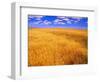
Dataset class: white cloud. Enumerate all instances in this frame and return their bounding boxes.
[33,21,42,24]
[71,17,83,21]
[62,18,70,21]
[74,20,79,23]
[28,15,35,19]
[57,22,65,24]
[29,15,44,20]
[57,16,71,21]
[28,15,34,21]
[57,17,72,23]
[53,19,66,25]
[54,19,63,23]
[70,17,83,23]
[34,16,44,20]
[35,18,41,20]
[57,16,83,24]
[32,20,51,25]
[42,20,51,25]
[55,16,80,24]
[67,21,72,24]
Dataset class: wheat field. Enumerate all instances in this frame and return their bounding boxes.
[28,28,88,66]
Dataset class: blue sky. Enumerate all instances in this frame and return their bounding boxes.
[28,15,88,29]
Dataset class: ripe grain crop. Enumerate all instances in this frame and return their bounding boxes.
[28,28,88,66]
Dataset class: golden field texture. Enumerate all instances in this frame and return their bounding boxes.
[28,28,88,66]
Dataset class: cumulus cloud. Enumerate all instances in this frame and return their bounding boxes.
[57,16,70,21]
[28,15,44,21]
[57,22,65,24]
[57,16,84,24]
[33,20,42,24]
[71,17,83,21]
[28,15,35,19]
[28,15,34,21]
[62,18,70,21]
[53,19,66,25]
[56,16,73,24]
[70,17,83,24]
[67,21,72,24]
[42,20,52,25]
[34,16,44,20]
[54,19,63,23]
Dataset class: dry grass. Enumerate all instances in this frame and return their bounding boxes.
[28,28,88,66]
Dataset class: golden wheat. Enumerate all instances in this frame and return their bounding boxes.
[28,28,88,66]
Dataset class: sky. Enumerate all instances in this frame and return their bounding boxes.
[28,15,88,29]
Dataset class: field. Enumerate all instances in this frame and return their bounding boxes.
[28,28,88,66]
